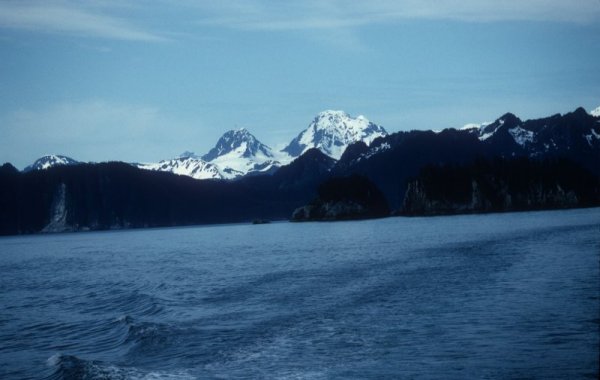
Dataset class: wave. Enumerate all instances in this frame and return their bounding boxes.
[76,287,168,318]
[45,353,195,380]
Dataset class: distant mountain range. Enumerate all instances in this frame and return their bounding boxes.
[333,107,599,207]
[21,110,387,179]
[22,107,599,182]
[2,106,599,235]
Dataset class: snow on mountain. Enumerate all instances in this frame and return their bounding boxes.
[202,128,281,179]
[282,110,387,160]
[475,113,521,141]
[472,113,535,146]
[508,126,535,146]
[24,155,79,172]
[469,108,600,155]
[133,112,387,180]
[208,151,280,179]
[590,106,600,117]
[584,128,600,146]
[135,156,223,180]
[460,122,491,131]
[203,128,273,161]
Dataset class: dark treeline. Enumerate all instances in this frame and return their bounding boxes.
[401,157,600,215]
[2,155,597,235]
[0,151,334,235]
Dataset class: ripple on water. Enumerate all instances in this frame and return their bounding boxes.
[0,208,598,379]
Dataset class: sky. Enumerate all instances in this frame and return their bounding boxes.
[1,0,599,169]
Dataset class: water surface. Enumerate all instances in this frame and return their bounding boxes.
[1,208,599,379]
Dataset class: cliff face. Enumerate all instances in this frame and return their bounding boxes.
[401,158,599,215]
[291,175,389,221]
[41,183,72,233]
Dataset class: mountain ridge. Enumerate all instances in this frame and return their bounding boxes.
[21,110,388,178]
[19,106,600,184]
[2,105,599,235]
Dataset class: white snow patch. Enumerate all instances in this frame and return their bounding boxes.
[589,106,600,117]
[41,155,67,169]
[136,157,223,180]
[479,119,504,141]
[508,126,534,146]
[460,122,491,131]
[25,155,79,171]
[285,110,387,159]
[479,131,494,141]
[207,141,280,179]
[584,129,600,146]
[209,149,280,179]
[364,142,391,159]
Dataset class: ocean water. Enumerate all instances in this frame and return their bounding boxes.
[0,208,598,379]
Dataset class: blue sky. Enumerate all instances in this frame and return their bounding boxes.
[1,1,599,169]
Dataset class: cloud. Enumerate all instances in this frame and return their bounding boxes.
[2,1,597,44]
[0,1,166,42]
[188,0,600,50]
[196,0,600,30]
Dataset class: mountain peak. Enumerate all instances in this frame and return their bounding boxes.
[202,128,273,162]
[24,155,79,172]
[135,156,223,180]
[1,162,19,175]
[572,107,588,117]
[498,112,521,124]
[229,127,251,137]
[200,128,278,179]
[477,113,522,141]
[590,106,600,117]
[282,110,387,159]
[316,109,348,118]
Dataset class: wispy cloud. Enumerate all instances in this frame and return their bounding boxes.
[0,1,166,42]
[196,0,600,30]
[2,1,597,44]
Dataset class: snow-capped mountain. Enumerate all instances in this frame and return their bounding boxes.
[202,128,281,179]
[282,110,387,160]
[133,130,280,180]
[135,112,387,180]
[462,113,536,145]
[135,155,223,180]
[464,108,600,154]
[203,128,273,161]
[25,107,596,183]
[23,155,79,172]
[473,113,522,142]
